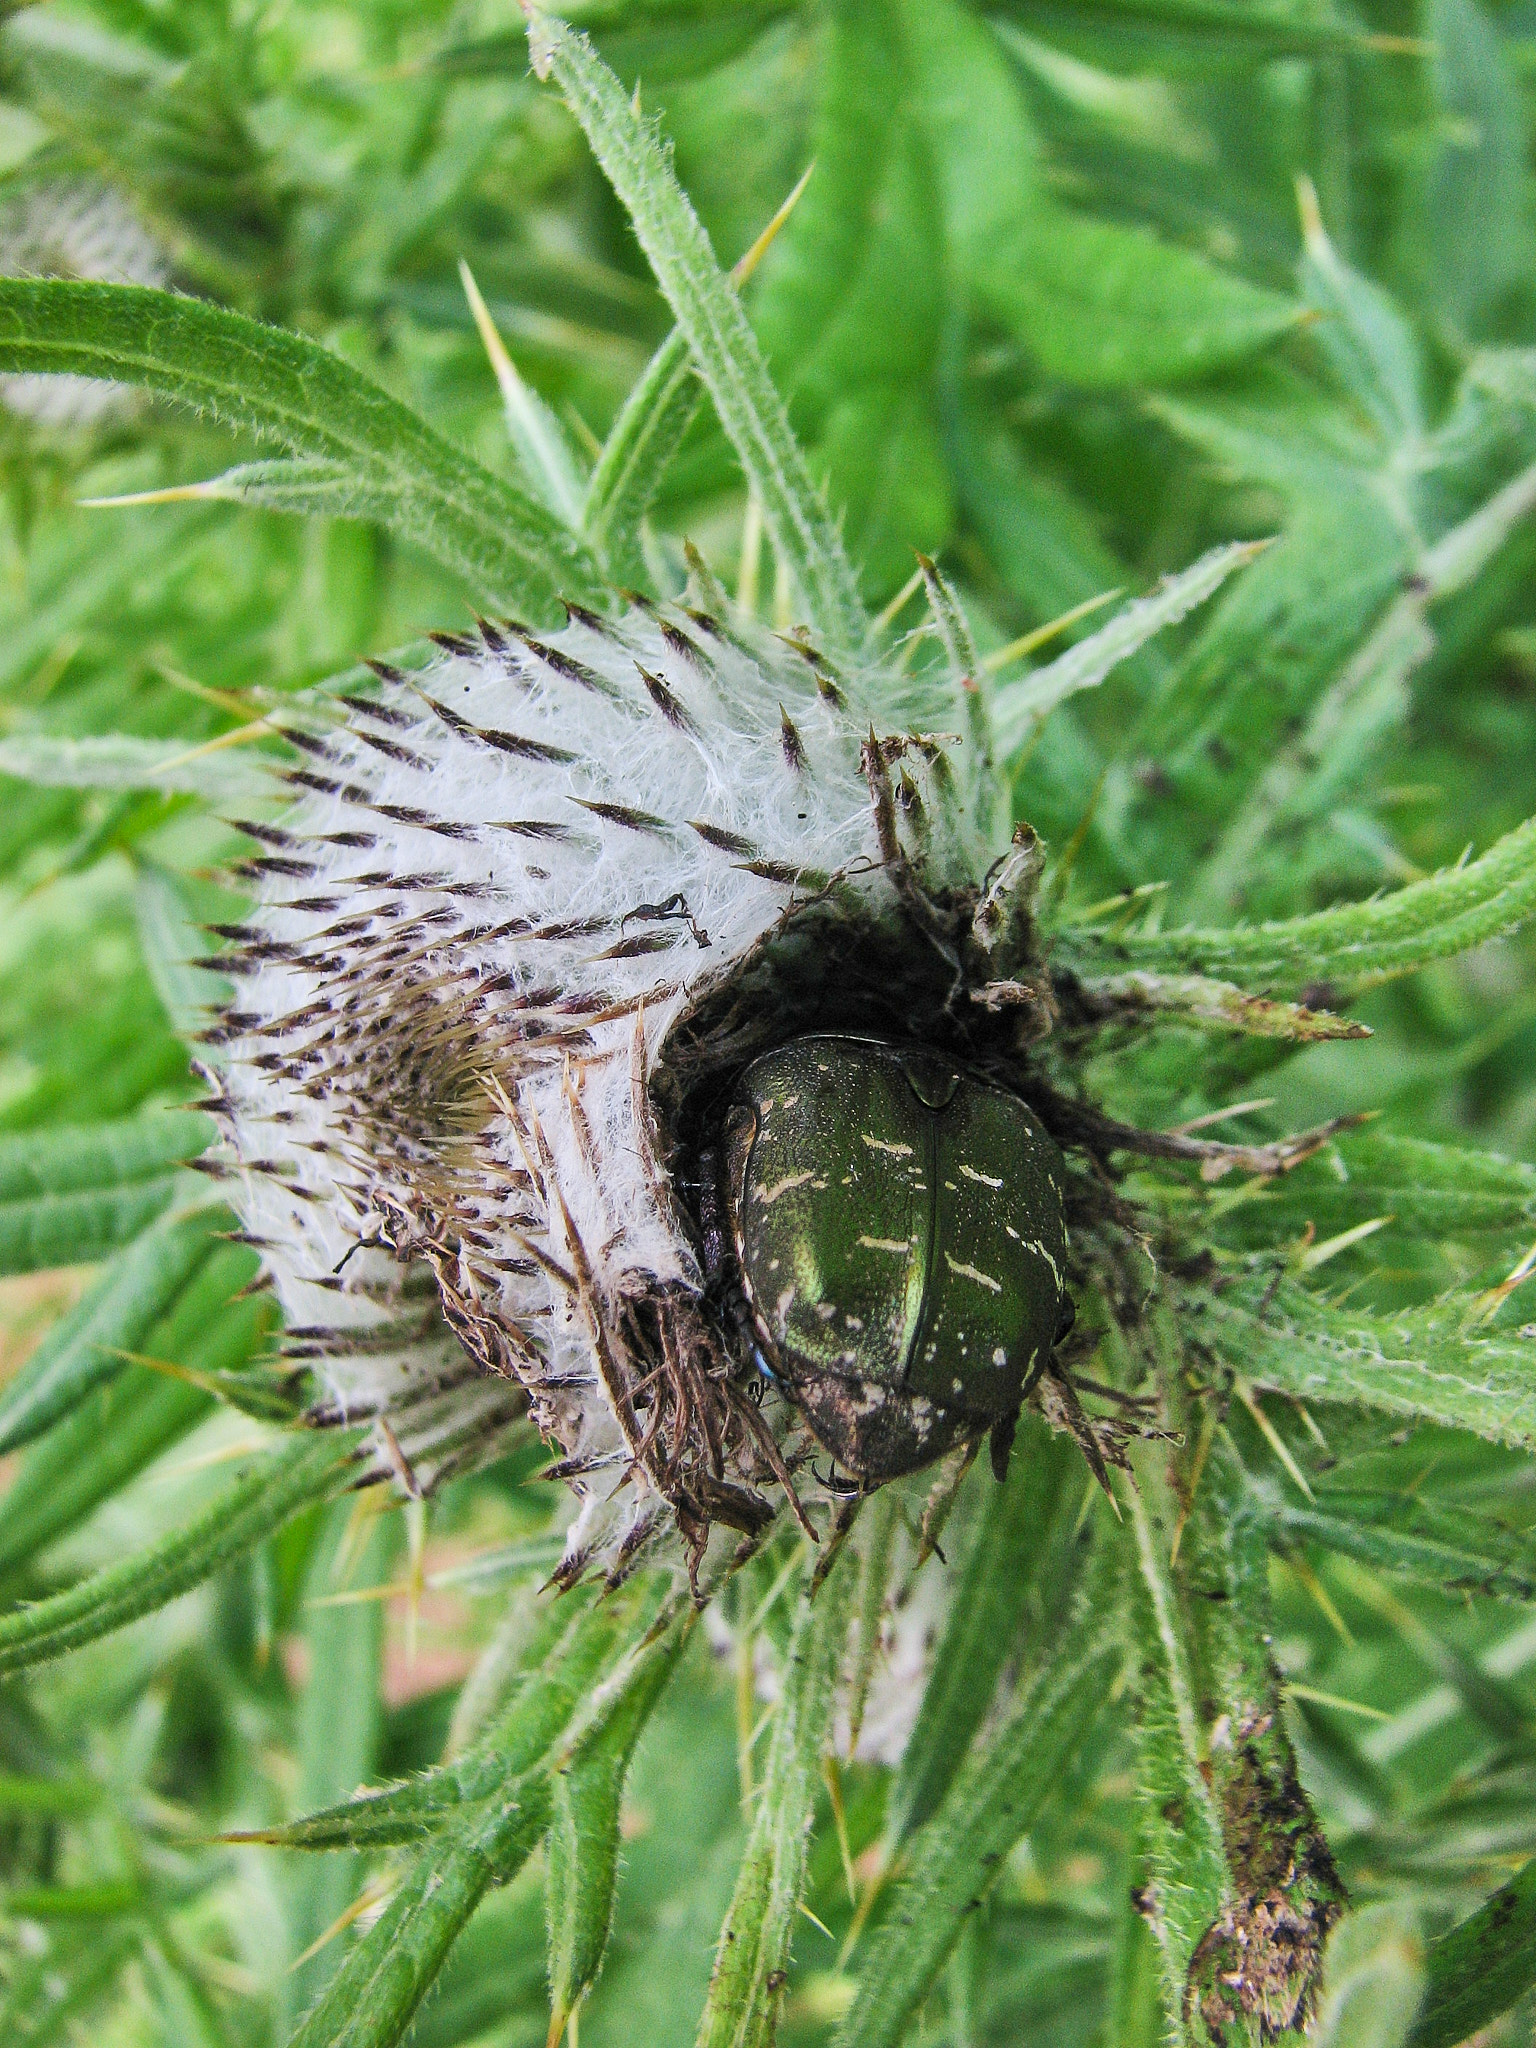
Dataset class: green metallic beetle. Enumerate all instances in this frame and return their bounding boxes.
[703,1034,1070,1488]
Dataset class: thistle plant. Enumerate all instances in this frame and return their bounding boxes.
[3,4,1536,2048]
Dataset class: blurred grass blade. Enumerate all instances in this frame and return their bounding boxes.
[0,279,604,618]
[1268,1498,1536,1603]
[697,1548,854,2048]
[0,1109,213,1276]
[995,540,1266,757]
[528,12,869,654]
[288,1498,395,2015]
[1407,1857,1536,2047]
[135,865,229,1042]
[834,1571,1122,2048]
[1295,178,1423,446]
[459,260,586,529]
[1064,809,1536,991]
[0,1430,355,1673]
[888,1420,1078,1842]
[1314,1904,1424,2048]
[286,1776,553,2048]
[0,730,275,802]
[0,1249,273,1575]
[0,1920,145,2045]
[547,1610,693,2033]
[0,1203,223,1452]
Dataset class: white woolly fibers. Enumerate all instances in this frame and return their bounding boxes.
[215,595,961,1576]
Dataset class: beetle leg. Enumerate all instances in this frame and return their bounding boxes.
[810,1493,863,1593]
[1034,1361,1130,1505]
[730,1382,819,1543]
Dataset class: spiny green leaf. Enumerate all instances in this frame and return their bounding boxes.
[1215,1128,1536,1249]
[1182,457,1536,908]
[697,1548,854,2048]
[1124,1464,1230,2039]
[1065,808,1536,992]
[0,1203,223,1454]
[0,1429,355,1672]
[1190,1273,1536,1451]
[1177,1433,1344,2037]
[235,1584,661,1851]
[846,1488,899,1755]
[547,1610,693,2030]
[995,541,1266,757]
[528,11,869,655]
[0,1109,213,1276]
[1069,970,1368,1041]
[0,280,604,619]
[582,328,699,588]
[834,1555,1123,2048]
[1407,1856,1536,2047]
[286,1776,553,2048]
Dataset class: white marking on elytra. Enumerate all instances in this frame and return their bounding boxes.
[858,1234,910,1255]
[774,1286,795,1329]
[959,1162,1004,1190]
[862,1133,914,1158]
[755,1169,814,1205]
[992,1345,1008,1367]
[944,1251,1002,1293]
[1023,1239,1064,1287]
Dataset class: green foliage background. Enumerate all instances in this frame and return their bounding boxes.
[2,1,1536,2044]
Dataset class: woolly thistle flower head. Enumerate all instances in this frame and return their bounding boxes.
[208,559,1092,1589]
[0,180,166,427]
